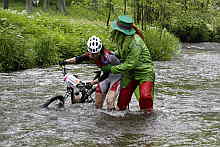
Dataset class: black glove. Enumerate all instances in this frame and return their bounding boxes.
[59,60,67,66]
[85,82,93,89]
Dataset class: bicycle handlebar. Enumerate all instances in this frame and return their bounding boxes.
[60,64,102,82]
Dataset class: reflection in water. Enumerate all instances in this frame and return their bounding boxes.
[0,43,220,146]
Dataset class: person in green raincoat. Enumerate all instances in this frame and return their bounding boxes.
[101,15,155,112]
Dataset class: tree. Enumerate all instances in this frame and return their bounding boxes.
[43,0,50,11]
[26,0,33,13]
[91,0,98,10]
[3,0,9,9]
[57,0,66,13]
[124,0,127,14]
[106,0,112,26]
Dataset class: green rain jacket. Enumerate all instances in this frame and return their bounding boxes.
[111,34,155,85]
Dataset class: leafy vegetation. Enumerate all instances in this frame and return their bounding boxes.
[169,12,212,42]
[33,36,60,67]
[3,0,220,72]
[4,0,220,41]
[0,30,34,71]
[144,27,181,61]
[0,9,112,72]
[0,8,180,72]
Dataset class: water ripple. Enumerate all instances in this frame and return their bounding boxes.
[1,43,220,146]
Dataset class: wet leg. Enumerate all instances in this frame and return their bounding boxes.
[139,81,154,112]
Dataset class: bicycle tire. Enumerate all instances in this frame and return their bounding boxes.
[41,95,65,108]
[80,87,96,103]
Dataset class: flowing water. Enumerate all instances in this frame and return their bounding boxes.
[0,43,220,147]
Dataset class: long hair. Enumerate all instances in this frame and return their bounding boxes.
[132,24,145,41]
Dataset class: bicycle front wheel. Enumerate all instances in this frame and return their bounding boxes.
[41,95,65,108]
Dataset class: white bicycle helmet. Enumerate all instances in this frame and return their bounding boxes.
[87,36,102,53]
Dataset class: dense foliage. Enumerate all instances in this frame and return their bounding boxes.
[0,9,180,72]
[72,0,220,42]
[0,10,112,72]
[2,0,220,42]
[144,27,180,61]
[0,32,34,71]
[4,0,220,71]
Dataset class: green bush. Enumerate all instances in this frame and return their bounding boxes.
[212,16,220,42]
[55,23,115,59]
[0,9,180,72]
[213,28,220,42]
[0,33,34,72]
[0,15,34,72]
[144,27,181,61]
[169,12,211,42]
[33,36,60,67]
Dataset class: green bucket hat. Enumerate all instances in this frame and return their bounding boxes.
[111,15,136,36]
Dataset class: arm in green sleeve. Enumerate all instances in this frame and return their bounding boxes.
[111,41,141,74]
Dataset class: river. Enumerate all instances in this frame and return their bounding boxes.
[0,43,220,147]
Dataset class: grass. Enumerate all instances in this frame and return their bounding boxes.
[0,5,180,72]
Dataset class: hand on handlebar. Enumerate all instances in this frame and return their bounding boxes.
[85,82,93,89]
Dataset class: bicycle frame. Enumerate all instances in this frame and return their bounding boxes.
[41,65,99,108]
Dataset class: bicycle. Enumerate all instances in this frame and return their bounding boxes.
[41,65,103,108]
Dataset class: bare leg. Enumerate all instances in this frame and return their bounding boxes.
[95,93,106,109]
[106,90,117,110]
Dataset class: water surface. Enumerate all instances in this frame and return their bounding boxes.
[0,43,220,147]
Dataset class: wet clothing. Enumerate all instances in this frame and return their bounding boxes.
[75,49,120,67]
[111,34,155,111]
[117,80,154,110]
[111,34,154,82]
[75,49,121,109]
[75,48,121,93]
[96,75,120,94]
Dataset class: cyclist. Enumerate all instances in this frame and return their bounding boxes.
[60,36,121,110]
[101,16,155,113]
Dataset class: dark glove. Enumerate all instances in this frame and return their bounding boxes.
[59,60,67,66]
[101,64,112,73]
[85,82,93,89]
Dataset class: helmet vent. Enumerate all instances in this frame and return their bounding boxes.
[87,36,102,53]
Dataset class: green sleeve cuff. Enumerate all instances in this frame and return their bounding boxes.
[111,66,118,74]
